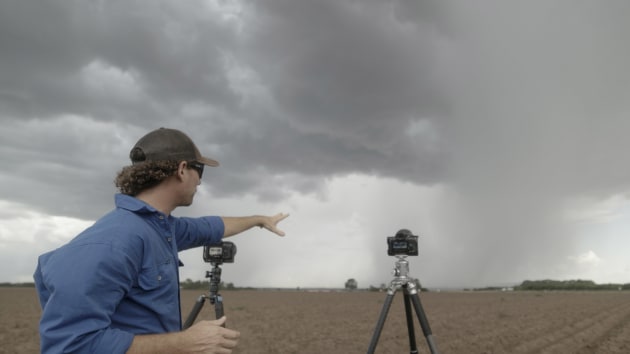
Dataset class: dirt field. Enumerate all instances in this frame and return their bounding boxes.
[2,288,630,353]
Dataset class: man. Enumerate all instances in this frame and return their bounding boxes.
[33,128,289,354]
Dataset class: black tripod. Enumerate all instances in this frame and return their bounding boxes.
[183,262,225,329]
[367,256,439,354]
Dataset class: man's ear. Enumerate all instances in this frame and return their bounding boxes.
[176,161,188,180]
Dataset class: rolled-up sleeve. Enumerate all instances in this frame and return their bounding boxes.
[173,216,225,250]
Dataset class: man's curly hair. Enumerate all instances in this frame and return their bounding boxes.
[115,160,179,196]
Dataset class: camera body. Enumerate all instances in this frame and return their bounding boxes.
[387,229,419,256]
[203,241,237,264]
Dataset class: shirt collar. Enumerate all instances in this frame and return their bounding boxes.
[115,193,158,214]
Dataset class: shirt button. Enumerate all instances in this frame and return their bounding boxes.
[167,237,172,242]
[157,275,162,281]
[158,216,164,220]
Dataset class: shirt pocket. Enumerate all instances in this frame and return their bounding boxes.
[138,258,174,291]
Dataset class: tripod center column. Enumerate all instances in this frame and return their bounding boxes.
[395,256,410,278]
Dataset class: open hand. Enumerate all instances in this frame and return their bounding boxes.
[260,213,289,236]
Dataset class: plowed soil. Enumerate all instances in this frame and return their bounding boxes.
[2,288,630,353]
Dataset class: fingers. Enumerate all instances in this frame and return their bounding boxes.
[218,321,240,338]
[182,319,239,354]
[220,327,241,340]
[216,348,235,354]
[270,213,289,236]
[207,317,240,339]
[209,316,227,326]
[220,337,238,348]
[272,227,286,237]
[274,212,289,222]
[212,339,237,354]
[215,324,239,354]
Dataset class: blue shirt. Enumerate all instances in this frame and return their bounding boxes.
[33,194,225,354]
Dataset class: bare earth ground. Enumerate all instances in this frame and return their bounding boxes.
[2,288,630,354]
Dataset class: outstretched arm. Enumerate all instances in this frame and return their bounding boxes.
[221,213,289,238]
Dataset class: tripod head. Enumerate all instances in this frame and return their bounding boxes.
[386,255,420,295]
[206,263,223,303]
[393,256,411,278]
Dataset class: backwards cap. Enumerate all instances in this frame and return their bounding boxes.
[130,128,219,167]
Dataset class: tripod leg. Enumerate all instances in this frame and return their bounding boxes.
[214,294,226,327]
[403,289,419,354]
[409,293,440,354]
[367,293,395,354]
[183,295,206,329]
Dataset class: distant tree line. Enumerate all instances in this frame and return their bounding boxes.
[516,279,630,291]
[366,279,429,292]
[345,278,358,290]
[0,282,35,287]
[180,278,243,290]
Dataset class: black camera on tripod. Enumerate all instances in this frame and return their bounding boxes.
[184,241,236,330]
[387,229,419,256]
[203,241,237,264]
[370,229,439,354]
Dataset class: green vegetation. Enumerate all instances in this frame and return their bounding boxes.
[179,279,253,290]
[368,284,387,292]
[469,286,506,292]
[0,282,35,287]
[515,279,630,291]
[344,278,358,290]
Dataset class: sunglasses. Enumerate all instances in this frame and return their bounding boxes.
[187,161,205,178]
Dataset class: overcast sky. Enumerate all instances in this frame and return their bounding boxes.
[2,0,630,289]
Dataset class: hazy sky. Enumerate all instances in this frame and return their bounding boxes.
[2,0,630,289]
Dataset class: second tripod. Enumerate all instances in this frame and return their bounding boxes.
[183,263,225,329]
[367,256,440,354]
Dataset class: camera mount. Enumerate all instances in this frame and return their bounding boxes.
[367,243,440,353]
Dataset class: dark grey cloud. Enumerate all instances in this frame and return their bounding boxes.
[237,0,448,166]
[1,0,630,286]
[0,0,451,218]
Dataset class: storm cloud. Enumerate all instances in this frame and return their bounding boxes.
[1,0,630,288]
